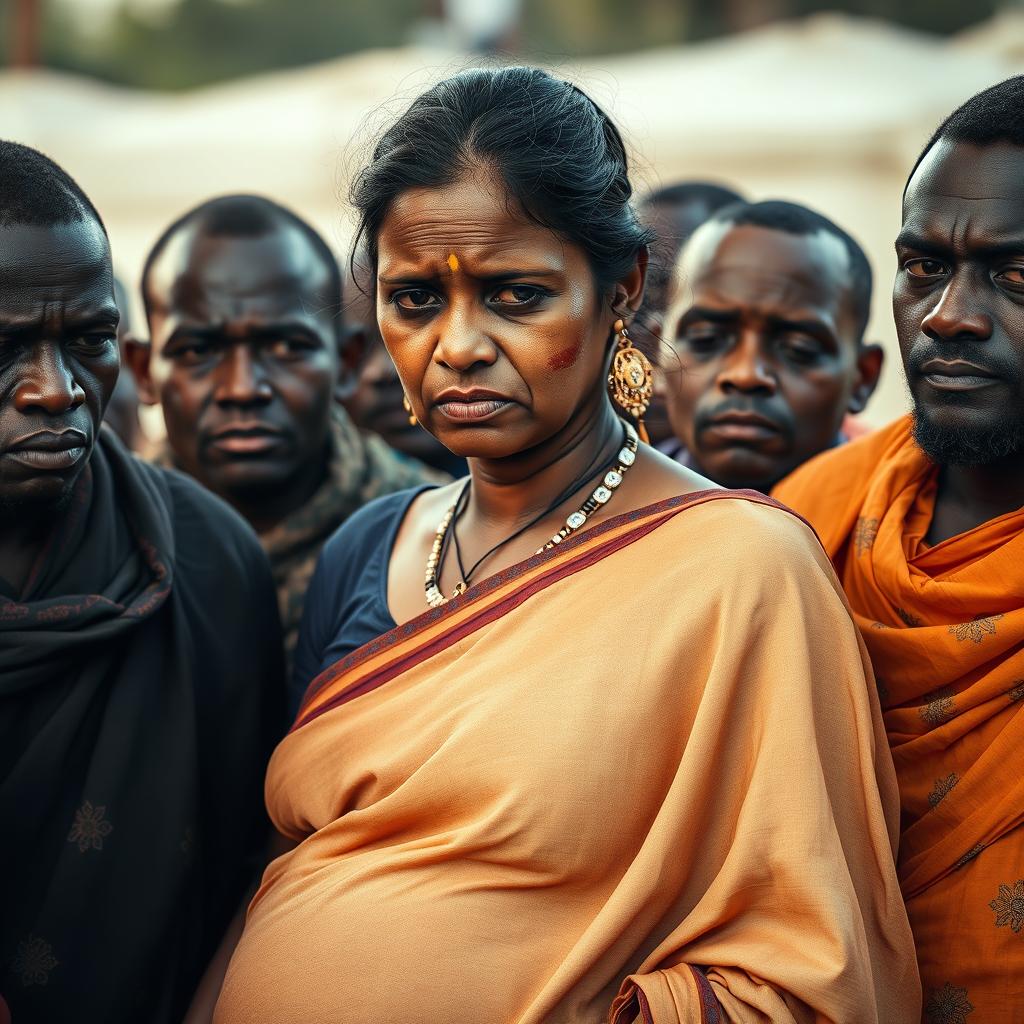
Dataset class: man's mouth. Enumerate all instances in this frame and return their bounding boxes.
[206,424,286,455]
[920,358,1001,392]
[3,429,89,470]
[702,410,782,444]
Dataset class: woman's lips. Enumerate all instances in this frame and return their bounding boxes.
[435,399,513,422]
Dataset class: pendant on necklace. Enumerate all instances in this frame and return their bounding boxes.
[452,581,467,598]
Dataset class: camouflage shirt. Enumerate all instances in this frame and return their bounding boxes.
[154,407,449,671]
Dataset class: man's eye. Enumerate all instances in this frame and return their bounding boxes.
[394,290,439,311]
[172,341,214,364]
[996,266,1024,287]
[679,327,725,353]
[267,337,317,359]
[72,334,115,354]
[491,285,542,306]
[781,335,823,363]
[904,258,947,279]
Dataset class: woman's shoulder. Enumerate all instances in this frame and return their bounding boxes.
[653,490,832,583]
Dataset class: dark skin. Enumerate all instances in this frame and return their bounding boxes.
[373,164,712,627]
[103,275,144,451]
[0,219,119,594]
[635,196,726,447]
[661,221,883,492]
[341,258,467,477]
[895,138,1024,545]
[128,219,361,535]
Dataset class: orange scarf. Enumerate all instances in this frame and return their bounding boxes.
[774,416,1024,1021]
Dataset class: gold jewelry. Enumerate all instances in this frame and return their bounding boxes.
[608,318,652,443]
[424,421,640,608]
[402,392,417,426]
[535,420,639,552]
[425,503,457,608]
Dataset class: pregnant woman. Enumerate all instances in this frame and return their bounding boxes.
[214,67,918,1023]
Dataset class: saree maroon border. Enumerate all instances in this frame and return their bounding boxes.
[293,489,797,732]
[611,967,722,1023]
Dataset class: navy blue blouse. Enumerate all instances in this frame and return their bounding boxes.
[289,485,436,717]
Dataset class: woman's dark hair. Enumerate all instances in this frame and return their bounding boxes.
[351,66,651,297]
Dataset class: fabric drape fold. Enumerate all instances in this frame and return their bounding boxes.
[217,490,918,1024]
[774,415,1024,1019]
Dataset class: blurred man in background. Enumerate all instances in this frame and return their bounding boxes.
[636,181,744,445]
[774,76,1024,1020]
[341,253,468,478]
[129,195,443,664]
[660,199,883,491]
[101,274,144,451]
[0,142,283,1024]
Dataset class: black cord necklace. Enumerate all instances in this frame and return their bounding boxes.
[445,421,627,590]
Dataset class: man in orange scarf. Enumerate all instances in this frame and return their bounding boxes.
[774,76,1024,1022]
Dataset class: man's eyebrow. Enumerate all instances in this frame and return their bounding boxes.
[894,229,954,254]
[765,314,837,343]
[675,306,738,330]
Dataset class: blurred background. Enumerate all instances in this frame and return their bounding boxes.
[5,0,1024,425]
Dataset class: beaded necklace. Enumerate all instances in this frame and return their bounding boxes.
[424,421,639,608]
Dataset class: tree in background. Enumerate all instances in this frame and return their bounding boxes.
[0,0,1002,90]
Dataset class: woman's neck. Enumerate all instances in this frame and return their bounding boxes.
[463,399,622,534]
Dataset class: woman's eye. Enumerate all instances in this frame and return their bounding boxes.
[904,258,947,279]
[394,290,439,311]
[491,285,541,306]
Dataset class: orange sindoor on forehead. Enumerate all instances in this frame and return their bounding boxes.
[447,253,460,273]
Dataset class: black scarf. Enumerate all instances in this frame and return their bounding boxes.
[0,430,278,1023]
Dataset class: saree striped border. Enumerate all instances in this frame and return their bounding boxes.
[293,489,792,733]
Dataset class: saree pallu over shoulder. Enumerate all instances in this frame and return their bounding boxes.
[218,489,919,1024]
[293,490,793,731]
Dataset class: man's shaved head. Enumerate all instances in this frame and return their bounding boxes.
[0,139,106,233]
[132,194,356,534]
[141,195,340,327]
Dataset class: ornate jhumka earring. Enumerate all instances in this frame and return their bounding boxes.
[402,393,417,426]
[607,319,653,443]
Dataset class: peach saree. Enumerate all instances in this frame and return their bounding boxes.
[215,491,919,1024]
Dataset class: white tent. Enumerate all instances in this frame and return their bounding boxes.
[4,11,1023,424]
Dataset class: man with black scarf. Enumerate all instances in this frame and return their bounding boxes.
[0,143,284,1022]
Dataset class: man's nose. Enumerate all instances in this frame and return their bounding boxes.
[213,345,273,406]
[13,342,87,415]
[717,331,776,395]
[921,272,993,342]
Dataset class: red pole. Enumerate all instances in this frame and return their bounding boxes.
[11,0,41,69]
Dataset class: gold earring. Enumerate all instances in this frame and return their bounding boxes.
[608,318,652,443]
[402,393,417,426]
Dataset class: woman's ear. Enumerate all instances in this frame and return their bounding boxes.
[611,244,649,319]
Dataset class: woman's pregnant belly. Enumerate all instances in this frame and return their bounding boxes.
[214,839,605,1024]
